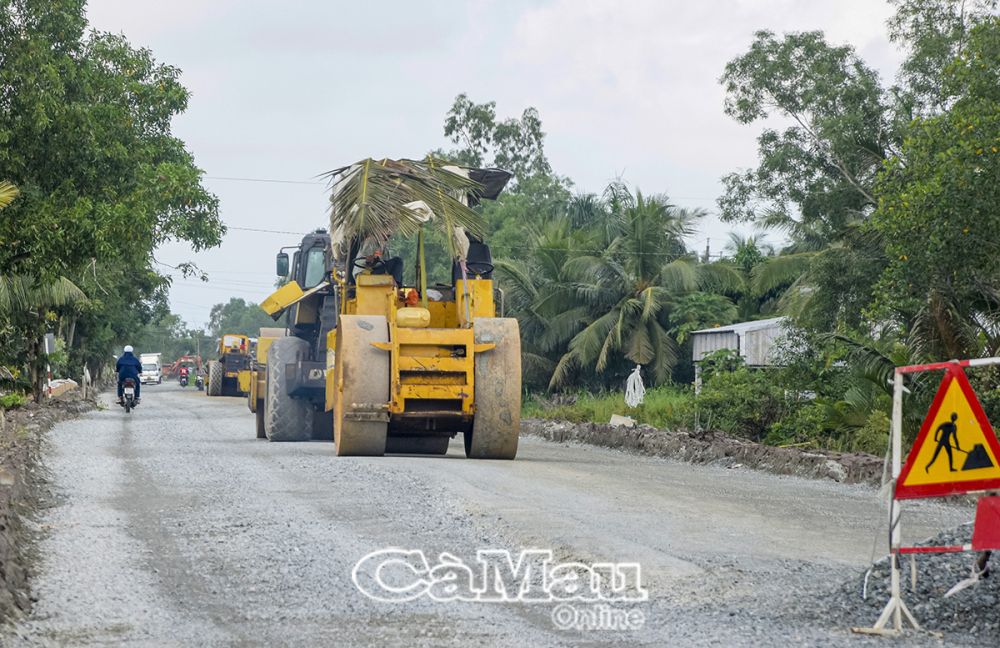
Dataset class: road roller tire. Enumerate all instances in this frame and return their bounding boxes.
[385,436,450,455]
[264,337,313,442]
[465,318,521,459]
[334,315,389,456]
[206,361,223,396]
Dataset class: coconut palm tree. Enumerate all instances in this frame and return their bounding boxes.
[495,184,744,389]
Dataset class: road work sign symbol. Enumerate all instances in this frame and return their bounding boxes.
[896,365,1000,499]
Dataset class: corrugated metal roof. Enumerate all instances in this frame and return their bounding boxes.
[692,316,787,336]
[691,316,789,366]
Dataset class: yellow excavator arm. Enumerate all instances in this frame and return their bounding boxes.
[260,280,330,319]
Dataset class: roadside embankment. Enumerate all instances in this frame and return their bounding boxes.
[0,392,97,622]
[521,418,886,486]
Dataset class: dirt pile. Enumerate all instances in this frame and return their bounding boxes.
[0,394,96,623]
[521,418,886,486]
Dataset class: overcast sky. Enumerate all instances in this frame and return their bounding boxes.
[85,0,904,329]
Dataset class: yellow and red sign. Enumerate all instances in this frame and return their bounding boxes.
[896,365,1000,499]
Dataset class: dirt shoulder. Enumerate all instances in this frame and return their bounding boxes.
[0,392,97,623]
[521,418,887,486]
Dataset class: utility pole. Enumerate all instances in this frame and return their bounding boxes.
[703,238,711,263]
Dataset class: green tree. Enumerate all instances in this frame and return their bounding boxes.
[208,298,279,339]
[871,17,1000,359]
[443,93,554,183]
[0,1,224,385]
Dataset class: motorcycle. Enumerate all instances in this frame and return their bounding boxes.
[195,374,204,391]
[179,374,189,387]
[120,377,138,413]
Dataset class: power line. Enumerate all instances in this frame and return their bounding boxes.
[205,176,325,186]
[227,226,311,236]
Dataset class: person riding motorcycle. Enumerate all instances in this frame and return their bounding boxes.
[116,345,143,405]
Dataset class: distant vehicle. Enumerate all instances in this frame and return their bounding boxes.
[140,352,163,385]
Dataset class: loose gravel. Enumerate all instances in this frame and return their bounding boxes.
[1,384,985,646]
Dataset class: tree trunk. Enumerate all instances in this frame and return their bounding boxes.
[66,316,77,349]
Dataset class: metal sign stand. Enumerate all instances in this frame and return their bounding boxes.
[854,357,1000,636]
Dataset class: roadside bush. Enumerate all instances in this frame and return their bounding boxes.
[695,368,786,441]
[845,409,891,456]
[0,392,28,410]
[764,401,829,447]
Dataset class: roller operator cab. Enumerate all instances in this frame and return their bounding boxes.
[259,164,520,459]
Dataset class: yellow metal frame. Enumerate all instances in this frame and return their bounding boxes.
[327,272,496,418]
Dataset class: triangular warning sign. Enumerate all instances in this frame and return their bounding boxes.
[896,365,1000,499]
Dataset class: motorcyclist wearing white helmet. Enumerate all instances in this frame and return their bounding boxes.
[115,345,143,404]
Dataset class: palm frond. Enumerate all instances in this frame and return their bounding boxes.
[0,181,18,210]
[660,259,699,293]
[0,275,87,314]
[751,252,816,295]
[324,158,484,253]
[697,261,746,294]
[494,259,538,306]
[625,323,655,366]
[648,321,678,383]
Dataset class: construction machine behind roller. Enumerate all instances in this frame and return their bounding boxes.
[205,333,253,397]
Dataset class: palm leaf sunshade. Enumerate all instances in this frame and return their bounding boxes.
[322,158,486,256]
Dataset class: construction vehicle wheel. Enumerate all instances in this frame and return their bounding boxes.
[386,436,450,455]
[264,337,313,441]
[255,403,266,439]
[334,315,389,456]
[465,318,520,459]
[207,361,223,396]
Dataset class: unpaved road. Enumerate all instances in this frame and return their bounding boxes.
[4,383,976,646]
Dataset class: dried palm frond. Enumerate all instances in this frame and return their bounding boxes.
[0,181,19,210]
[322,158,484,255]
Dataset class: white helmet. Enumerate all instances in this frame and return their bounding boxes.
[124,345,134,353]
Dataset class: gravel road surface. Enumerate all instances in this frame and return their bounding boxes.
[3,383,978,646]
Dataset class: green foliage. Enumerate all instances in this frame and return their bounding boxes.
[0,1,223,397]
[0,392,27,409]
[695,368,788,442]
[850,410,891,456]
[667,293,738,344]
[523,386,694,430]
[764,401,830,446]
[697,348,745,381]
[871,17,1000,359]
[443,94,554,183]
[207,298,276,340]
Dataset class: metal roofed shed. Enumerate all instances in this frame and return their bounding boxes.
[691,317,789,391]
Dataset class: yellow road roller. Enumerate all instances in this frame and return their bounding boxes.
[205,333,252,397]
[258,158,520,458]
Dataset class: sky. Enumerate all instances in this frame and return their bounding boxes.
[85,0,905,329]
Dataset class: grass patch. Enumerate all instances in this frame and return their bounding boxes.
[523,386,694,430]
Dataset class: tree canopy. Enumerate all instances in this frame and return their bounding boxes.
[0,0,223,397]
